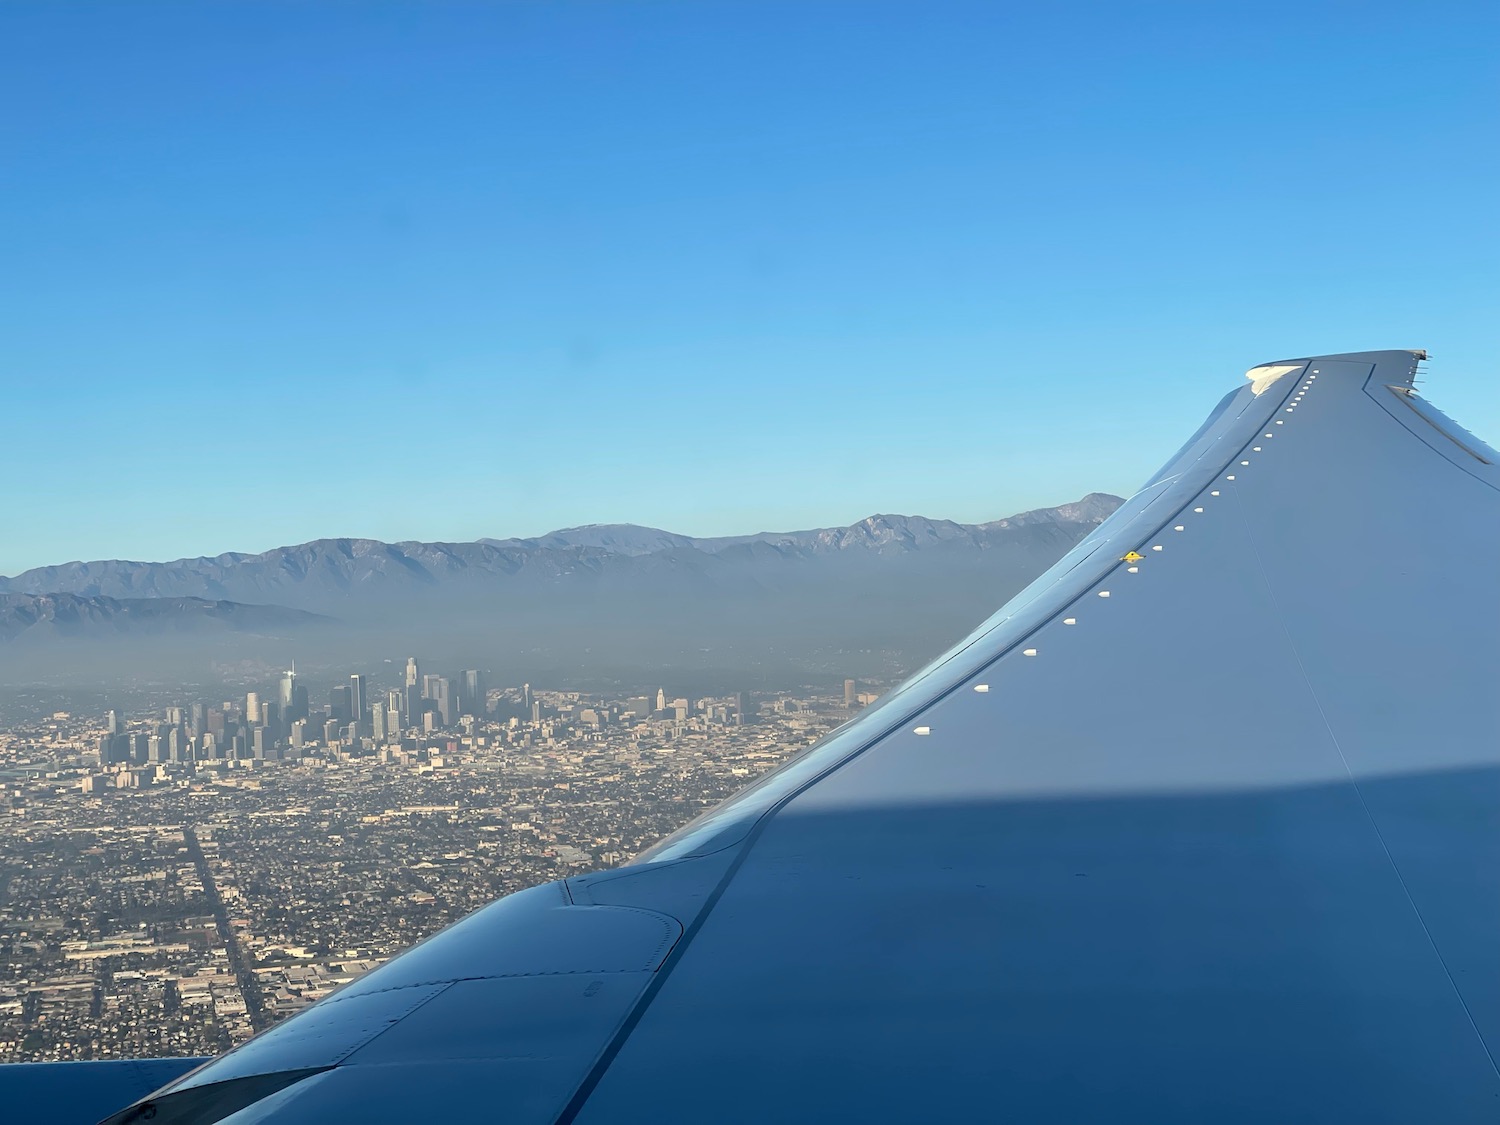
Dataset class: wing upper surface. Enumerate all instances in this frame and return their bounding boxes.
[89,350,1500,1125]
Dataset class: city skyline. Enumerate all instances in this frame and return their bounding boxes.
[3,2,1496,574]
[80,649,850,769]
[1,648,871,1061]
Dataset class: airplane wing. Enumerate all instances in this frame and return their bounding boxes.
[11,349,1498,1123]
[0,1060,205,1123]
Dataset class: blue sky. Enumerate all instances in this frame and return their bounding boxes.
[2,1,1495,574]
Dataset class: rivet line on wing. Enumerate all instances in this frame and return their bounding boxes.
[1131,367,1308,611]
[972,364,1306,706]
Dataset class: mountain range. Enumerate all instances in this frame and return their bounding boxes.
[0,494,1122,685]
[0,494,1121,612]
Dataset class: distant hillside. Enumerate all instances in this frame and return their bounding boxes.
[0,495,1124,611]
[0,495,1124,680]
[0,594,328,644]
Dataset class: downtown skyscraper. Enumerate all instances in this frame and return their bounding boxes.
[349,674,367,733]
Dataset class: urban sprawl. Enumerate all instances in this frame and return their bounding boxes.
[0,659,883,1061]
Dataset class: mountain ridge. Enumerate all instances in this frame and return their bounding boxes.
[4,494,1124,594]
[0,593,329,644]
[0,494,1123,671]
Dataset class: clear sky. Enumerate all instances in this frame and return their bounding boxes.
[2,1,1495,574]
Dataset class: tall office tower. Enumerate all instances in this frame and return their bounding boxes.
[844,679,857,709]
[423,711,439,733]
[344,721,360,745]
[262,701,280,736]
[421,677,453,726]
[190,702,208,736]
[230,732,246,761]
[201,732,217,759]
[656,688,667,713]
[522,683,533,712]
[372,702,387,741]
[166,706,185,728]
[461,670,485,717]
[246,692,262,724]
[110,733,131,764]
[148,735,164,763]
[531,700,542,724]
[387,689,403,719]
[330,685,352,723]
[350,675,367,730]
[406,656,420,690]
[323,718,340,745]
[131,732,151,764]
[252,727,270,759]
[405,683,421,725]
[105,709,122,735]
[207,707,226,737]
[282,670,307,722]
[386,692,403,736]
[167,727,186,763]
[290,719,307,750]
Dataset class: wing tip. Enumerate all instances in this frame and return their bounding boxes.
[1248,349,1427,389]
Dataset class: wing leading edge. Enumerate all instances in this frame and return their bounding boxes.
[46,349,1497,1124]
